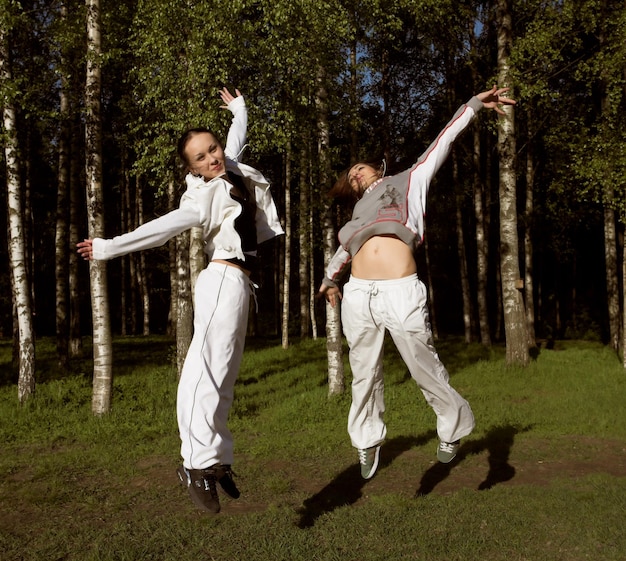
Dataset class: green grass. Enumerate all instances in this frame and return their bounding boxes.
[1,336,625,560]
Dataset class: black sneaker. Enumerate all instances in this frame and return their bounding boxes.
[177,465,221,514]
[218,465,240,499]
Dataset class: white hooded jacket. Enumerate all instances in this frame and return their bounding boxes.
[92,96,283,262]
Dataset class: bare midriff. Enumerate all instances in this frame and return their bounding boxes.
[351,235,416,280]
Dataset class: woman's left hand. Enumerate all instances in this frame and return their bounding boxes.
[476,86,516,115]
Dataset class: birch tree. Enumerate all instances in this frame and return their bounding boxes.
[496,0,529,365]
[299,147,311,338]
[55,2,71,368]
[1,5,35,402]
[469,17,492,347]
[523,127,537,347]
[317,69,344,395]
[281,141,292,349]
[85,0,113,414]
[175,231,193,377]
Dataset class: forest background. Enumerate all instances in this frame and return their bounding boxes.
[2,0,626,396]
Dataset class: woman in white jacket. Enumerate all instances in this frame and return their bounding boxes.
[77,88,283,514]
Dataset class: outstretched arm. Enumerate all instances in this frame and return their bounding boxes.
[76,205,201,261]
[221,87,248,161]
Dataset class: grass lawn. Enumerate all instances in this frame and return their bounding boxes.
[1,335,625,560]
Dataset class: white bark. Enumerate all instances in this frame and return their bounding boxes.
[55,14,70,366]
[604,203,619,351]
[497,0,529,366]
[85,0,113,414]
[176,231,193,377]
[524,141,537,347]
[2,22,35,402]
[281,146,292,349]
[317,65,344,395]
[189,227,205,296]
[473,127,491,347]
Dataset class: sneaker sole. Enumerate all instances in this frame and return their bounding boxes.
[188,486,221,514]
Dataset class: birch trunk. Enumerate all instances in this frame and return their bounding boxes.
[176,231,193,377]
[167,179,178,337]
[469,21,491,347]
[309,210,318,340]
[496,0,529,366]
[524,136,537,347]
[2,21,36,402]
[55,34,70,368]
[604,202,619,351]
[281,144,292,349]
[69,113,82,357]
[135,176,150,335]
[189,227,205,296]
[120,163,129,335]
[299,148,311,338]
[85,0,113,414]
[473,127,491,347]
[323,210,344,395]
[424,237,439,340]
[453,154,472,343]
[317,65,344,395]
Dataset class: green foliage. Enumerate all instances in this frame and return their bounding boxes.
[2,0,626,343]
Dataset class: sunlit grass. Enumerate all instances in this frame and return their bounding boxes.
[1,335,625,561]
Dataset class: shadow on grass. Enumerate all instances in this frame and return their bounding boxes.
[297,424,532,528]
[415,424,532,497]
[296,431,437,529]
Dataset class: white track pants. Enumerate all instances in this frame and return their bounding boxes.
[177,262,251,469]
[341,274,474,450]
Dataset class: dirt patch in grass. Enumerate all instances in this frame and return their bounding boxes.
[128,435,626,521]
[3,435,625,529]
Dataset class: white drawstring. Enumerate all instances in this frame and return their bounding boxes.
[249,279,259,312]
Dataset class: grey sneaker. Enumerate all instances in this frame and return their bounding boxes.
[177,465,221,514]
[358,446,381,479]
[437,440,460,463]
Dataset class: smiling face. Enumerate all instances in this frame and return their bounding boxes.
[183,131,226,180]
[348,163,380,194]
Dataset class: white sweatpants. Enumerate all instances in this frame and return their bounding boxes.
[341,274,475,450]
[177,262,251,470]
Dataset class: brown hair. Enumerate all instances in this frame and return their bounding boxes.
[176,127,221,173]
[327,158,385,204]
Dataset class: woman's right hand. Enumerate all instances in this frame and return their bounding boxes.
[318,284,342,308]
[77,239,94,261]
[219,87,242,109]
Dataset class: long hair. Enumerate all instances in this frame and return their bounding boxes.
[327,158,386,205]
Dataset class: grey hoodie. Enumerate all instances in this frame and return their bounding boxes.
[323,96,484,288]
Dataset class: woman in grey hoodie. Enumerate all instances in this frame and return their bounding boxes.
[318,86,515,479]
